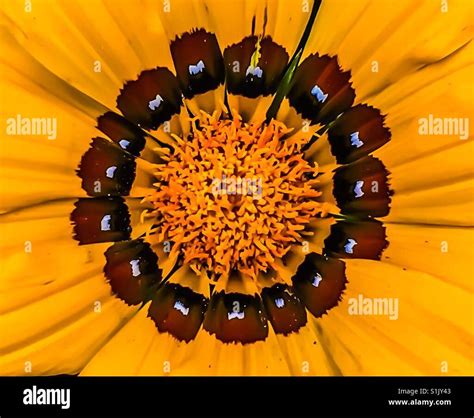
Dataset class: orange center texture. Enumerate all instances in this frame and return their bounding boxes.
[147,113,323,281]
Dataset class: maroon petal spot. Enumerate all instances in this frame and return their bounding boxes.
[333,156,392,218]
[287,54,355,125]
[324,219,388,260]
[203,291,268,344]
[223,36,288,98]
[292,253,347,318]
[148,283,208,342]
[261,284,307,335]
[104,239,161,305]
[77,138,136,197]
[170,29,225,99]
[327,104,391,164]
[97,112,146,156]
[116,67,182,130]
[71,197,131,245]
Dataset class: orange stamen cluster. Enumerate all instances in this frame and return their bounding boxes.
[147,113,322,281]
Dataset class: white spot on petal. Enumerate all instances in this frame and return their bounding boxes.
[344,238,358,254]
[105,166,117,179]
[189,60,205,75]
[148,94,164,111]
[100,215,111,231]
[350,131,364,148]
[228,311,245,320]
[310,85,328,103]
[354,181,364,198]
[130,259,141,277]
[174,300,190,316]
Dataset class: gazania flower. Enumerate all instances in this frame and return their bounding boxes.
[1,0,472,376]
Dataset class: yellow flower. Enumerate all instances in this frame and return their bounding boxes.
[0,0,473,376]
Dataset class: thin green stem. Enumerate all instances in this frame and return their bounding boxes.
[265,0,323,122]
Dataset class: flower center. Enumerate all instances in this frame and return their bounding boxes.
[146,113,323,281]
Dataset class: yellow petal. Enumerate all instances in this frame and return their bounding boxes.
[372,44,473,169]
[208,0,317,121]
[387,177,474,226]
[0,61,159,210]
[0,277,137,375]
[0,200,147,310]
[0,32,103,210]
[204,0,312,55]
[383,223,474,292]
[316,259,473,375]
[81,302,333,376]
[1,0,174,109]
[156,1,226,116]
[80,307,157,376]
[306,0,473,101]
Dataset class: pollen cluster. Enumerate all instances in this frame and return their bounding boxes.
[147,113,322,281]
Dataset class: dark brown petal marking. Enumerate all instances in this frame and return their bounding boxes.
[261,284,307,335]
[104,239,161,305]
[203,291,268,344]
[71,197,131,245]
[287,54,355,125]
[97,112,146,156]
[148,283,208,342]
[324,219,388,260]
[292,253,347,318]
[223,36,289,98]
[77,138,136,197]
[170,29,225,99]
[327,104,391,164]
[116,68,182,130]
[333,156,391,218]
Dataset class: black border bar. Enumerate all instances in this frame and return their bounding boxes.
[0,376,472,417]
